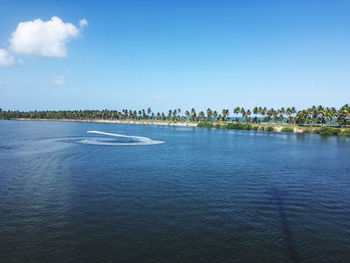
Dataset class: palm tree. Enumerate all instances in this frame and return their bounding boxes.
[167,110,172,120]
[222,109,229,121]
[265,108,274,123]
[240,108,246,122]
[185,110,190,121]
[147,107,152,119]
[213,111,218,122]
[198,111,205,121]
[310,106,318,124]
[315,105,324,125]
[253,107,259,123]
[217,114,223,122]
[173,109,177,121]
[6,104,349,128]
[279,107,285,123]
[191,108,196,121]
[285,107,291,123]
[245,109,251,123]
[337,104,350,126]
[206,108,212,122]
[296,110,308,125]
[138,110,142,120]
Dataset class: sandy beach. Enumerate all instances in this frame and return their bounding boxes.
[14,118,199,127]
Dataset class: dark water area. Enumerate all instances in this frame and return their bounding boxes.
[0,120,350,263]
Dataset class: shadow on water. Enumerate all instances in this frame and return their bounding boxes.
[269,187,300,263]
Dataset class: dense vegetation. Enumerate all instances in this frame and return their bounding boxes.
[281,127,294,132]
[303,127,346,136]
[199,122,350,136]
[1,104,349,126]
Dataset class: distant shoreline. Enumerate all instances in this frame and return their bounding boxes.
[6,118,350,137]
[12,118,198,127]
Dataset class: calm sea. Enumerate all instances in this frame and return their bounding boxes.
[1,120,350,263]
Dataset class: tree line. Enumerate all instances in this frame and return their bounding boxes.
[0,104,349,126]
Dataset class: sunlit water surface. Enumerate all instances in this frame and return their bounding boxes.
[1,120,350,263]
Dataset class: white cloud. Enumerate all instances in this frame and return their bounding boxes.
[0,49,15,67]
[52,75,65,86]
[79,19,88,27]
[9,16,87,58]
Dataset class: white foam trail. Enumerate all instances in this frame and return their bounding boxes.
[81,130,165,146]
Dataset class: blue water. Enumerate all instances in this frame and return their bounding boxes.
[1,120,350,263]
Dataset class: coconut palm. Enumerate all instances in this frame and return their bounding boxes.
[222,109,229,121]
[206,108,212,122]
[240,108,246,121]
[253,107,258,116]
[198,111,205,121]
[167,110,172,120]
[185,110,190,120]
[147,107,152,119]
[245,109,252,123]
[172,109,177,121]
[234,107,240,114]
[213,111,218,122]
[296,110,308,125]
[337,104,350,126]
[190,108,196,121]
[4,104,350,128]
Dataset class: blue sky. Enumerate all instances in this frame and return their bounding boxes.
[0,0,349,112]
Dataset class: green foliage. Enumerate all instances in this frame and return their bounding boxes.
[197,122,214,128]
[339,129,350,137]
[312,128,320,134]
[264,126,275,132]
[225,123,252,130]
[252,126,259,131]
[303,129,313,133]
[281,127,293,132]
[1,103,349,132]
[313,127,341,136]
[320,127,341,136]
[215,124,222,129]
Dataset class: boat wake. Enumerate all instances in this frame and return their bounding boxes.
[78,130,165,146]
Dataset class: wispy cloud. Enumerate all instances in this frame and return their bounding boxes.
[52,75,65,86]
[79,18,88,28]
[0,49,15,67]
